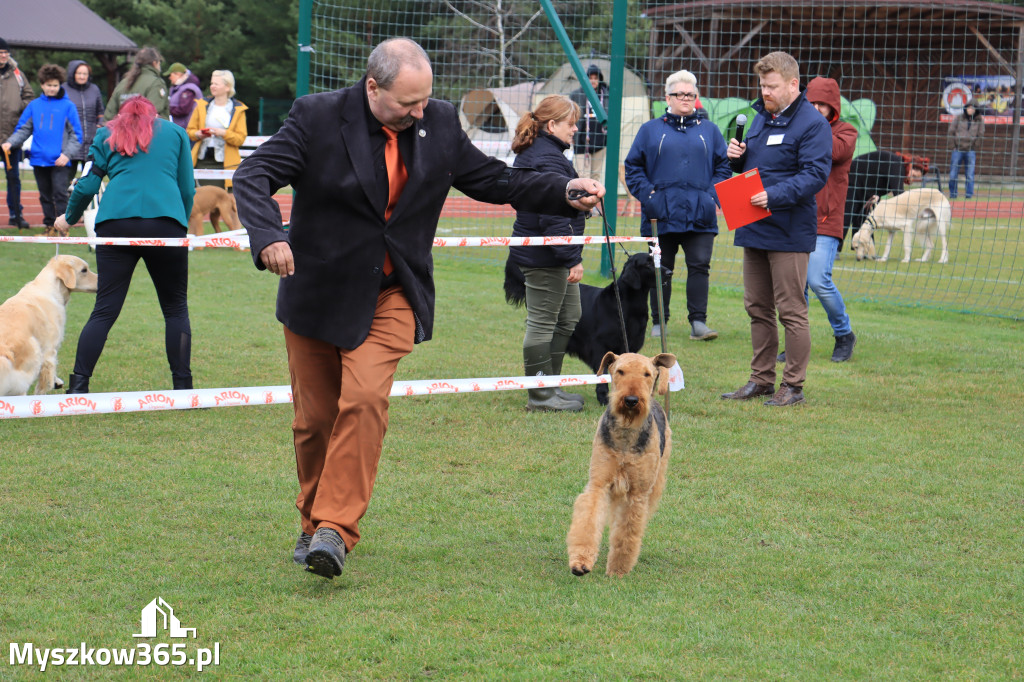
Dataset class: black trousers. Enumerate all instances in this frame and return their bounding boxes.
[649,230,716,325]
[74,217,192,382]
[5,147,24,220]
[33,165,71,226]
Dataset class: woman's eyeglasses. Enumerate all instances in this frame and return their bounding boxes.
[668,92,697,101]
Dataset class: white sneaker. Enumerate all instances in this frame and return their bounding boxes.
[651,324,661,338]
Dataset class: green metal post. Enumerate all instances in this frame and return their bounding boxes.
[540,0,627,277]
[600,0,629,277]
[538,0,607,122]
[296,0,313,97]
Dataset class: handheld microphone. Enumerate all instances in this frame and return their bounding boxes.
[735,114,747,143]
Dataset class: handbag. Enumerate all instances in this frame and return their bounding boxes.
[82,180,105,252]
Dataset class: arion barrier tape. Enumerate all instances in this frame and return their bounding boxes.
[1,234,651,248]
[0,374,608,419]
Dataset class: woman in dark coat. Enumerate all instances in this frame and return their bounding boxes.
[509,94,587,412]
[64,59,105,176]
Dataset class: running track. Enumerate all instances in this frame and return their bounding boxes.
[9,190,1020,228]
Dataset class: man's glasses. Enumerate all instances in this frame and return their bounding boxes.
[668,92,697,101]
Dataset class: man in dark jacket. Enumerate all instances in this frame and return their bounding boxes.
[569,64,608,183]
[233,38,603,580]
[0,38,33,228]
[722,51,832,407]
[948,98,984,199]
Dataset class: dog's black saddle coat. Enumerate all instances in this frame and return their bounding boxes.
[599,400,668,458]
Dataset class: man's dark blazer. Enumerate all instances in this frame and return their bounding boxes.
[234,77,577,349]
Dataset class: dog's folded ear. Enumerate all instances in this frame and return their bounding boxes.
[652,353,676,369]
[597,351,618,376]
[52,259,77,290]
[651,353,675,396]
[655,367,670,396]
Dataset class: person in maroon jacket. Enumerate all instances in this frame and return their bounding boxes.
[783,76,858,363]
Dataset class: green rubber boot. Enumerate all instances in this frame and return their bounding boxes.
[523,344,583,412]
[548,333,585,406]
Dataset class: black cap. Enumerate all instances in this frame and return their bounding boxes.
[586,64,603,79]
[0,38,9,51]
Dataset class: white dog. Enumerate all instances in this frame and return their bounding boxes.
[851,188,951,264]
[0,255,98,396]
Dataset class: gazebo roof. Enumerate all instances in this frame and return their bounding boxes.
[0,0,136,53]
[644,0,1024,23]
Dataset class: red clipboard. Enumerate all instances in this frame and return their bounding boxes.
[715,168,771,230]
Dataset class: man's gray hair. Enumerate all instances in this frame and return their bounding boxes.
[367,38,431,90]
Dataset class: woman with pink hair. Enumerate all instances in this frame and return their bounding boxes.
[55,96,196,394]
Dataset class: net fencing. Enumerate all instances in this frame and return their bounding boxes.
[305,0,1024,319]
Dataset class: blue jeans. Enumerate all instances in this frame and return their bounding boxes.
[806,235,851,337]
[949,149,975,198]
[4,147,23,220]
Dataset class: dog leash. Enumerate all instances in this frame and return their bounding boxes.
[571,188,630,352]
[594,195,630,354]
[649,218,670,419]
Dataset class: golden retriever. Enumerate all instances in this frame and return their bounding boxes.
[188,186,241,237]
[0,255,98,395]
[852,188,951,264]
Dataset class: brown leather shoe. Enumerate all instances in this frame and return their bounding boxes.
[764,382,805,406]
[721,381,775,400]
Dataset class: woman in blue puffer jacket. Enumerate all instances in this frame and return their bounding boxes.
[508,94,587,412]
[624,69,731,341]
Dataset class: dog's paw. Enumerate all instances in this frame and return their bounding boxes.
[876,257,888,263]
[570,562,592,576]
[53,377,65,389]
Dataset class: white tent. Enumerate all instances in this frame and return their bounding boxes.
[459,81,545,166]
[535,59,651,192]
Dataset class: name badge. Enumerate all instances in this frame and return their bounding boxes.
[767,134,785,146]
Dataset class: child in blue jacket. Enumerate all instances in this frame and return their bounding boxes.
[2,63,82,228]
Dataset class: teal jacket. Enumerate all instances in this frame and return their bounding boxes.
[65,118,195,227]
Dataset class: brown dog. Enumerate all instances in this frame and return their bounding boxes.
[567,351,676,577]
[0,255,98,395]
[188,186,240,236]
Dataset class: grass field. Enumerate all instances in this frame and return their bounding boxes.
[1,229,1023,679]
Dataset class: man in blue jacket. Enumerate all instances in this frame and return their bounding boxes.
[722,51,832,407]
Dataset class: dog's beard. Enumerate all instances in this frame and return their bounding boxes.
[613,393,650,426]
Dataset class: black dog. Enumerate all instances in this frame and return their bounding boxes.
[504,252,667,405]
[844,150,908,245]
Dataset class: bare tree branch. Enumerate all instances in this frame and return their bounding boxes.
[444,0,498,36]
[508,9,543,44]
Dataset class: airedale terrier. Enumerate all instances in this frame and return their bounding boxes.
[567,351,675,577]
